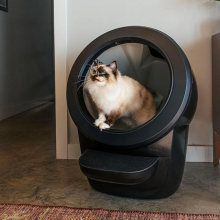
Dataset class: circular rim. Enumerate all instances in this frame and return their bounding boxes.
[67,26,192,148]
[82,42,172,132]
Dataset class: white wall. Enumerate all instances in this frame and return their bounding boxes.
[57,0,220,160]
[54,0,68,159]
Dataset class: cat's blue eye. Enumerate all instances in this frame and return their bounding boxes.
[101,72,105,75]
[93,70,96,74]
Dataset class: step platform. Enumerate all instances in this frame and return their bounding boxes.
[79,150,159,185]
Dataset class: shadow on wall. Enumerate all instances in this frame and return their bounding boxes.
[0,0,54,121]
[183,1,220,146]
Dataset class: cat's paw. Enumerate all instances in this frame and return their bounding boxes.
[99,122,110,131]
[94,119,104,127]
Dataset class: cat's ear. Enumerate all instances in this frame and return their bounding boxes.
[93,60,98,66]
[109,61,117,73]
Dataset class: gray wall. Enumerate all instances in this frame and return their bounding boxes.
[0,0,54,121]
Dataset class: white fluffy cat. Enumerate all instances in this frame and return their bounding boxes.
[85,61,156,130]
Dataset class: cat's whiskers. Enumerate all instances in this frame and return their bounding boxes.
[77,78,90,92]
[75,75,86,79]
[74,79,86,84]
[82,79,91,91]
[77,82,88,92]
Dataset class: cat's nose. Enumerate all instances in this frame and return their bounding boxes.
[96,76,102,81]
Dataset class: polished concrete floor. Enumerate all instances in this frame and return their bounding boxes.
[0,102,220,215]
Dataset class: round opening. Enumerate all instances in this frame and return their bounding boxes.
[80,42,171,131]
[67,26,191,147]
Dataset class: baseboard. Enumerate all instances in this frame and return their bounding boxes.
[186,145,213,162]
[0,95,55,121]
[68,144,214,162]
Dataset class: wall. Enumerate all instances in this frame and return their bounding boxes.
[0,0,54,121]
[66,0,220,161]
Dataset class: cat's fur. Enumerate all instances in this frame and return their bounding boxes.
[85,61,156,130]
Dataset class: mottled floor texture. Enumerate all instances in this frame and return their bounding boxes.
[0,102,220,215]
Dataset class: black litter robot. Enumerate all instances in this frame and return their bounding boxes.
[67,26,198,199]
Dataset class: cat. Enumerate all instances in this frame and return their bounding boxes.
[84,60,156,130]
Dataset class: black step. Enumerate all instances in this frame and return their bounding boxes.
[79,150,159,185]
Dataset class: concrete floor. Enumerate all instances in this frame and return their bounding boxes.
[0,102,220,215]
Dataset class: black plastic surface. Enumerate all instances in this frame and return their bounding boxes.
[86,126,188,199]
[67,26,193,148]
[67,26,198,199]
[79,150,159,185]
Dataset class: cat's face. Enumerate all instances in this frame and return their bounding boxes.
[89,61,118,87]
